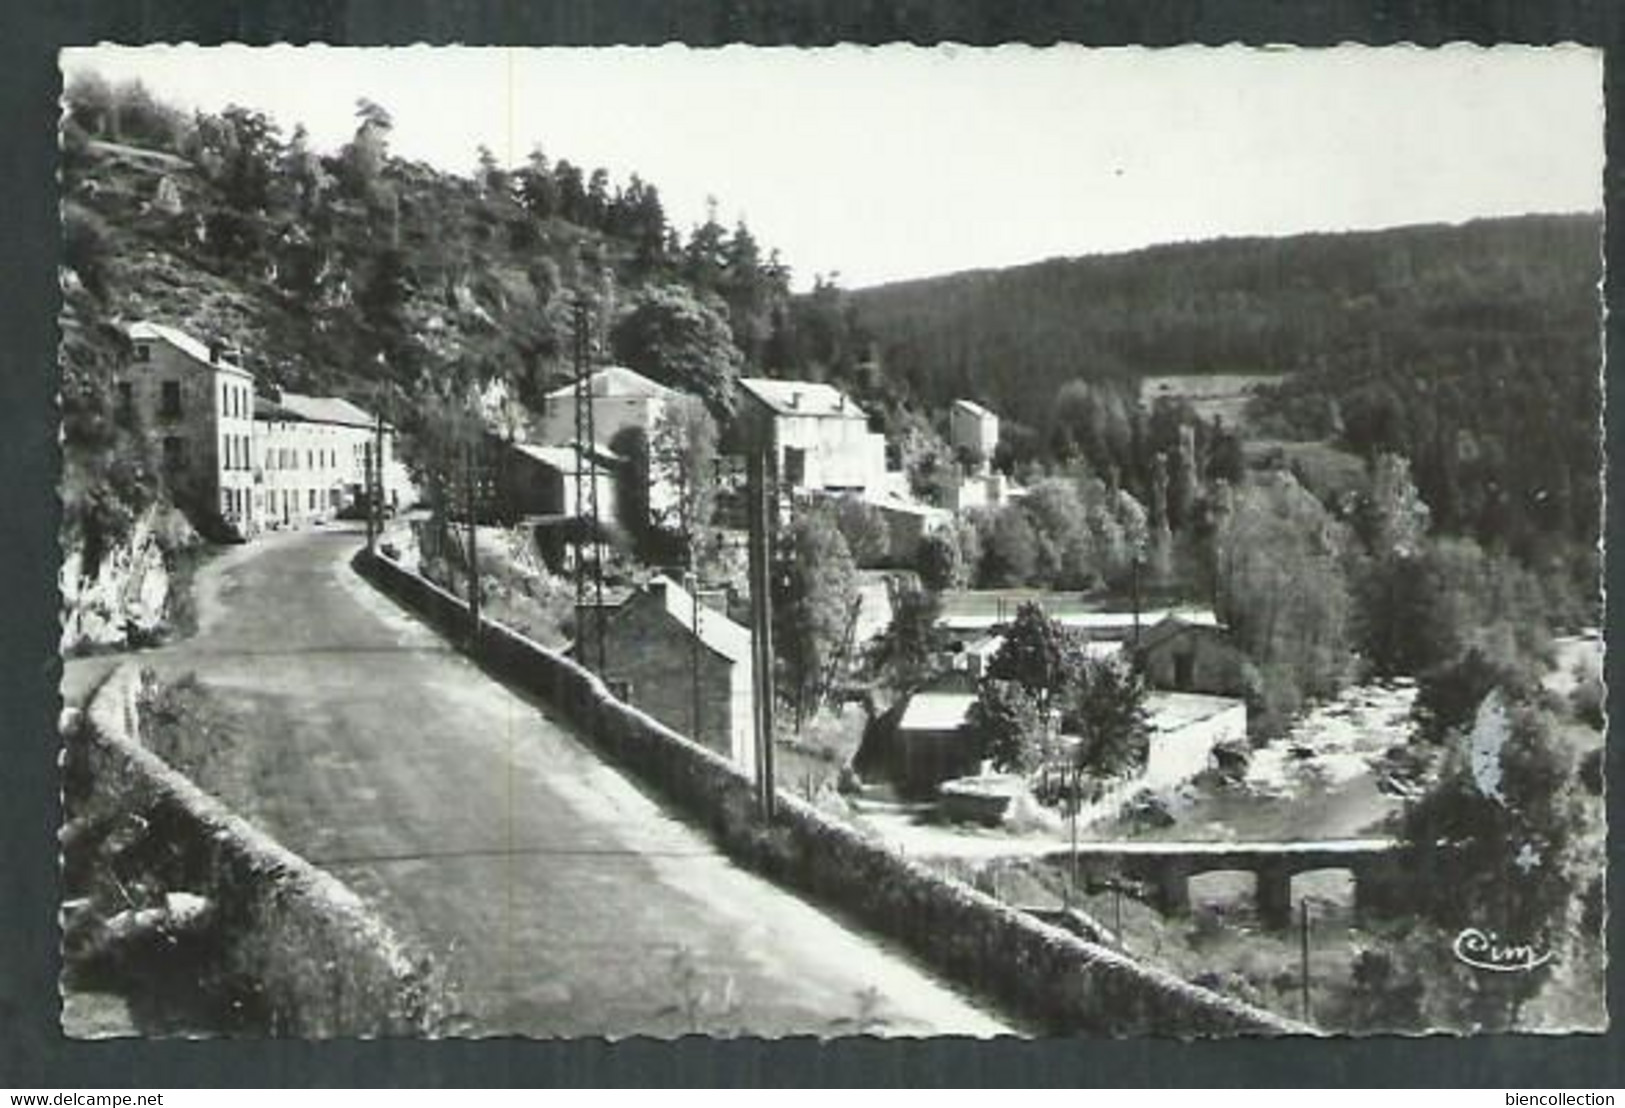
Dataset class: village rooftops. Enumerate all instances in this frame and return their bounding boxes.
[544,365,678,402]
[253,389,382,429]
[936,603,1221,637]
[860,490,953,521]
[952,399,997,418]
[509,440,625,473]
[740,377,868,419]
[898,691,979,733]
[276,392,377,428]
[127,321,252,381]
[1134,614,1231,654]
[620,575,752,665]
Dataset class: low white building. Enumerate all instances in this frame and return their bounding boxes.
[254,390,407,530]
[943,471,1026,514]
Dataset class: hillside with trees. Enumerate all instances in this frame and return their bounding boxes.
[840,218,1602,555]
[847,216,1599,419]
[58,72,868,571]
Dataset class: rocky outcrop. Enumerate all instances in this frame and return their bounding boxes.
[60,504,197,654]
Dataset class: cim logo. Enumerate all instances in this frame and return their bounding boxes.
[1452,928,1555,973]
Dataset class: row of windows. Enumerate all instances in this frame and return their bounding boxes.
[161,430,378,485]
[222,486,339,520]
[262,446,342,472]
[221,380,252,420]
[221,433,252,471]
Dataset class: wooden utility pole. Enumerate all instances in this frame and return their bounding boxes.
[686,567,703,746]
[746,448,777,820]
[374,406,387,524]
[364,440,377,554]
[571,297,607,674]
[1299,897,1312,1024]
[465,439,480,649]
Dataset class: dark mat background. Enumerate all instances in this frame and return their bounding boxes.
[2,0,1620,1087]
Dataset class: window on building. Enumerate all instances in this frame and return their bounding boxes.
[134,343,151,363]
[308,489,317,511]
[783,446,807,487]
[160,380,182,418]
[162,436,186,469]
[115,382,133,419]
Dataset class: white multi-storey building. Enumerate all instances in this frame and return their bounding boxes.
[734,378,890,495]
[120,321,258,537]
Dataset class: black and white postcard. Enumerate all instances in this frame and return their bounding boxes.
[55,44,1606,1039]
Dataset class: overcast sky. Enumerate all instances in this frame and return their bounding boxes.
[63,44,1603,290]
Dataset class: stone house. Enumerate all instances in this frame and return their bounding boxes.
[1134,615,1251,698]
[120,321,257,538]
[587,575,755,773]
[731,378,890,494]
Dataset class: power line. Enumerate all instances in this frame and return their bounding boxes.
[572,295,607,674]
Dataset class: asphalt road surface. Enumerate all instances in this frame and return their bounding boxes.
[135,526,1012,1038]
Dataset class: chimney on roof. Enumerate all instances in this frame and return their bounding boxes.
[208,339,224,364]
[789,390,801,410]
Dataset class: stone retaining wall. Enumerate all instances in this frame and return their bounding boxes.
[78,664,437,1037]
[357,549,1305,1036]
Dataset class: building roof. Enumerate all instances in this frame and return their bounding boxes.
[254,395,299,422]
[898,691,978,733]
[634,575,753,665]
[937,603,1220,637]
[276,392,376,428]
[1135,614,1231,654]
[862,491,953,523]
[740,377,868,419]
[510,441,623,474]
[127,320,252,380]
[953,399,997,419]
[544,365,678,403]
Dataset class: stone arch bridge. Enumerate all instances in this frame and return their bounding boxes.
[1040,838,1409,930]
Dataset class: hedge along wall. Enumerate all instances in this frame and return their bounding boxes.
[81,664,438,1037]
[358,550,1305,1037]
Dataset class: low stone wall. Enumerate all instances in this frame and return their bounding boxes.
[357,549,1304,1036]
[79,665,437,1037]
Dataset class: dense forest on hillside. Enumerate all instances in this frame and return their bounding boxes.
[837,216,1603,557]
[849,217,1600,414]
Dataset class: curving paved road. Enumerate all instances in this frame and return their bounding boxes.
[137,526,1012,1038]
